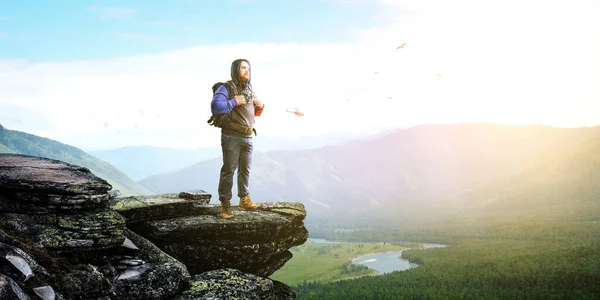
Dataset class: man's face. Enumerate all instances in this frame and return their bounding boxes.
[239,61,250,83]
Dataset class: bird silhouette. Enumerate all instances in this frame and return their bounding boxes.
[396,43,406,50]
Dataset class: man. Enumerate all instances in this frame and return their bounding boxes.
[211,58,264,219]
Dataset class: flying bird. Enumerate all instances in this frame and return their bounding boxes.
[396,43,406,50]
[286,108,304,117]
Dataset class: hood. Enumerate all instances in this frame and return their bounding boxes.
[230,58,251,93]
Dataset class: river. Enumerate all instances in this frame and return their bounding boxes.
[307,238,446,275]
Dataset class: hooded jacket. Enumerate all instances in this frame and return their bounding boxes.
[210,59,264,137]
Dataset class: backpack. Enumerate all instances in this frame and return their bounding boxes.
[207,81,235,128]
[207,81,258,136]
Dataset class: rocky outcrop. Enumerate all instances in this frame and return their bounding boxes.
[0,154,191,299]
[0,153,112,212]
[176,268,296,300]
[115,196,308,277]
[0,154,306,299]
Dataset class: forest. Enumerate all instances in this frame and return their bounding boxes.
[291,221,600,299]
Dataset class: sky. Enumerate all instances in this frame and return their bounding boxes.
[1,0,599,151]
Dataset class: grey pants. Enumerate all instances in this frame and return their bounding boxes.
[218,133,253,201]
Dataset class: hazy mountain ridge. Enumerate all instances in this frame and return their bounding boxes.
[447,127,600,223]
[0,124,151,197]
[138,123,599,223]
[90,146,223,181]
[89,131,371,181]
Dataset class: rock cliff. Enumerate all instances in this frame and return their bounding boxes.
[0,154,307,299]
[115,194,308,277]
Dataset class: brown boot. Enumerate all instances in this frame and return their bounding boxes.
[221,199,234,219]
[239,194,260,210]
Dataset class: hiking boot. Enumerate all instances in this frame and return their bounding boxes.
[221,199,234,219]
[239,194,260,210]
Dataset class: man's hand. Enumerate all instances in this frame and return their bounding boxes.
[234,95,246,106]
[254,98,264,109]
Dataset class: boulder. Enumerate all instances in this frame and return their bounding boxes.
[175,268,295,300]
[115,196,309,277]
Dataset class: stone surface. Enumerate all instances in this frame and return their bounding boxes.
[119,200,308,277]
[113,194,213,223]
[110,228,191,300]
[0,226,192,300]
[0,241,66,300]
[0,154,111,211]
[0,273,29,300]
[0,154,112,196]
[175,268,295,300]
[0,242,50,282]
[178,190,211,203]
[1,210,126,251]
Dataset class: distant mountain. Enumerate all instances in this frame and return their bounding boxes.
[446,127,600,223]
[138,123,598,224]
[89,146,223,181]
[253,131,376,153]
[0,124,151,197]
[89,131,370,181]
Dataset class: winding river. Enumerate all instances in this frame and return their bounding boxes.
[307,238,446,275]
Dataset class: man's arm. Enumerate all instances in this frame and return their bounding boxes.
[211,85,237,115]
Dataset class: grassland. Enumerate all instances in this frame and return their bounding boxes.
[270,241,406,286]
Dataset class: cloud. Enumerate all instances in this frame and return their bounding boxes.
[0,42,406,150]
[356,0,600,124]
[2,0,599,151]
[85,6,136,20]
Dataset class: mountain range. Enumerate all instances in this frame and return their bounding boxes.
[136,122,600,225]
[4,121,598,228]
[89,131,378,181]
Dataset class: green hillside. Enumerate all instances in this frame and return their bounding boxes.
[0,124,151,197]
